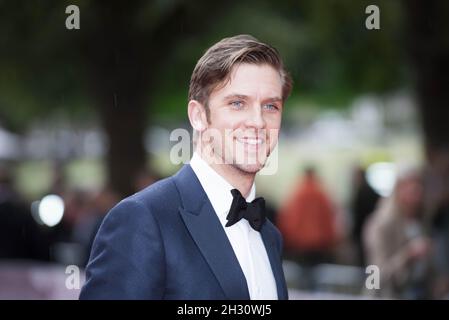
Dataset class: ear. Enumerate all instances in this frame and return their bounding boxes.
[188,100,208,132]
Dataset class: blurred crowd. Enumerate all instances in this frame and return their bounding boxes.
[1,160,449,299]
[0,164,161,268]
[277,163,449,299]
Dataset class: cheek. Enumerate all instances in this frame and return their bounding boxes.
[266,115,281,136]
[268,130,279,147]
[264,111,282,127]
[210,109,243,130]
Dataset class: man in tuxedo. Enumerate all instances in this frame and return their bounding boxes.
[80,34,292,300]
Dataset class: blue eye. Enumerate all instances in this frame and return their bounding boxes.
[230,101,244,109]
[264,104,278,111]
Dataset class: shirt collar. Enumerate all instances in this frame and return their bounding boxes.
[189,152,256,221]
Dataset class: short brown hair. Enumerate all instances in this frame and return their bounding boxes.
[188,35,292,116]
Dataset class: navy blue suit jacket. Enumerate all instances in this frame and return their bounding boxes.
[79,164,288,299]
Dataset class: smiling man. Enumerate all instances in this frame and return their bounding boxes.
[80,35,292,300]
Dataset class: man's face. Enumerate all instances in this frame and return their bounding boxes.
[202,63,283,174]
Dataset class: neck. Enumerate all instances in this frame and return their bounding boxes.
[196,148,255,198]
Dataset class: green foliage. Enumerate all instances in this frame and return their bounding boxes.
[0,0,409,128]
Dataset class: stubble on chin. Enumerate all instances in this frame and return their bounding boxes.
[231,163,263,175]
[231,148,270,175]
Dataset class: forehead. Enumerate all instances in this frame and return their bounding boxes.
[211,63,283,100]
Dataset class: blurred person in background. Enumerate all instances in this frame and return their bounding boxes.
[363,165,434,299]
[0,163,48,260]
[350,165,380,267]
[56,189,90,241]
[46,188,91,265]
[278,167,339,274]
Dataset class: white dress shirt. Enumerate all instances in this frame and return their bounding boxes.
[189,152,278,300]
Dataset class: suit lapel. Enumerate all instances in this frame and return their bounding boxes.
[260,223,289,300]
[174,165,250,300]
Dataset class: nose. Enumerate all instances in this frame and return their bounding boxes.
[245,104,266,129]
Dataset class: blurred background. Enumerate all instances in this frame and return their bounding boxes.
[0,0,448,299]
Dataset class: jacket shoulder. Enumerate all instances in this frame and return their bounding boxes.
[127,176,182,218]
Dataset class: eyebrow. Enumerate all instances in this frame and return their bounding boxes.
[223,94,282,103]
[263,97,283,103]
[223,94,250,101]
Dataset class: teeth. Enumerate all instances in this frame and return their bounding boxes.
[238,138,263,145]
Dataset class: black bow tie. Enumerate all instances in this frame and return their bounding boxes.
[225,189,266,231]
